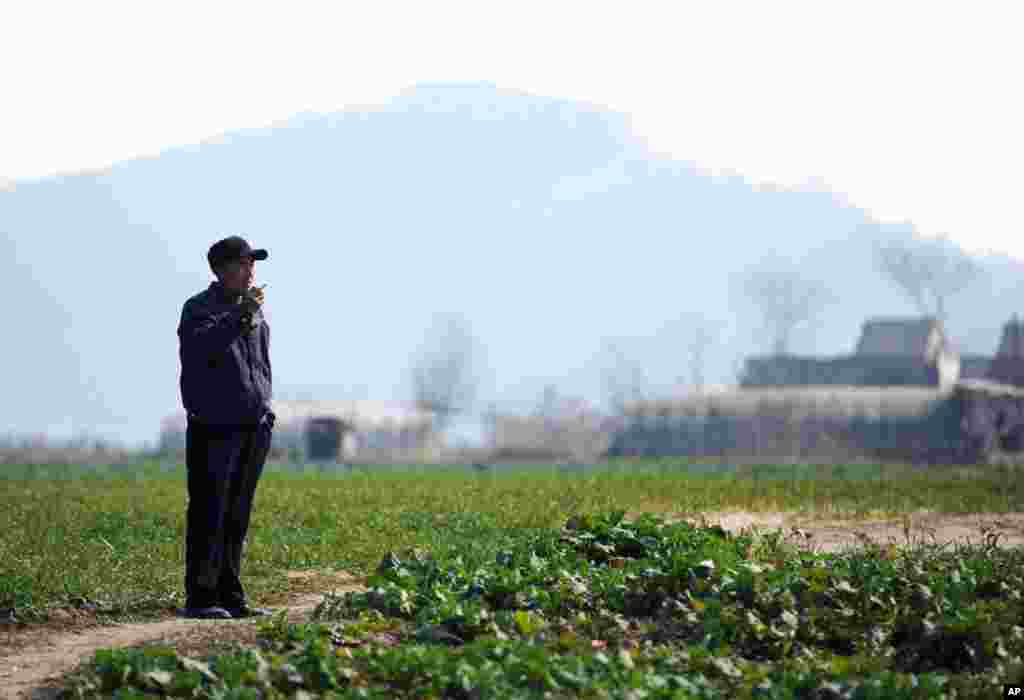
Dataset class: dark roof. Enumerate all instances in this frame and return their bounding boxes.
[626,386,951,420]
[994,318,1024,359]
[983,318,1024,387]
[855,317,943,357]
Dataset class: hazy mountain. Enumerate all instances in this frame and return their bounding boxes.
[3,82,1021,446]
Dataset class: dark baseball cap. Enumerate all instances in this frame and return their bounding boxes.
[207,236,268,268]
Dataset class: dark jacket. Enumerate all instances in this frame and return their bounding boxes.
[178,282,273,427]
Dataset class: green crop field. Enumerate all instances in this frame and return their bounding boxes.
[3,458,1024,698]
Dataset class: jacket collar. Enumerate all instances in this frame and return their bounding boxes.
[209,281,243,303]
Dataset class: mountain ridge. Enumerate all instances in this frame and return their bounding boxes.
[3,82,1020,445]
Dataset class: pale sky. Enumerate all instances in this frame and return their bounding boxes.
[3,1,1022,257]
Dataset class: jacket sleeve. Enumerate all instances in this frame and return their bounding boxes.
[178,297,246,361]
[262,323,272,386]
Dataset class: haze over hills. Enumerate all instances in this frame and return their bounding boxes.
[3,82,1021,446]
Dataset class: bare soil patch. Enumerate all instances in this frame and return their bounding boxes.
[672,510,1024,553]
[0,570,362,700]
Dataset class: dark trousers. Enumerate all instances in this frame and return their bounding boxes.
[184,415,273,609]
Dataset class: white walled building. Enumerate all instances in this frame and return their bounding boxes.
[158,398,441,462]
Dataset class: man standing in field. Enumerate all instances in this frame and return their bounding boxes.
[176,236,275,619]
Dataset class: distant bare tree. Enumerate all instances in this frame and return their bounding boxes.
[535,384,561,419]
[738,258,836,356]
[482,402,499,449]
[674,314,723,392]
[410,313,478,432]
[534,383,566,449]
[531,384,608,462]
[599,340,650,413]
[665,314,721,393]
[873,233,983,322]
[687,324,714,391]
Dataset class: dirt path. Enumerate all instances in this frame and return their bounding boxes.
[3,513,1024,699]
[0,571,364,700]
[673,510,1024,553]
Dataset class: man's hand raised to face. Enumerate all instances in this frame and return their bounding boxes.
[240,285,265,315]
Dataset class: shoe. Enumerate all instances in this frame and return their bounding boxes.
[179,606,233,619]
[224,604,271,618]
